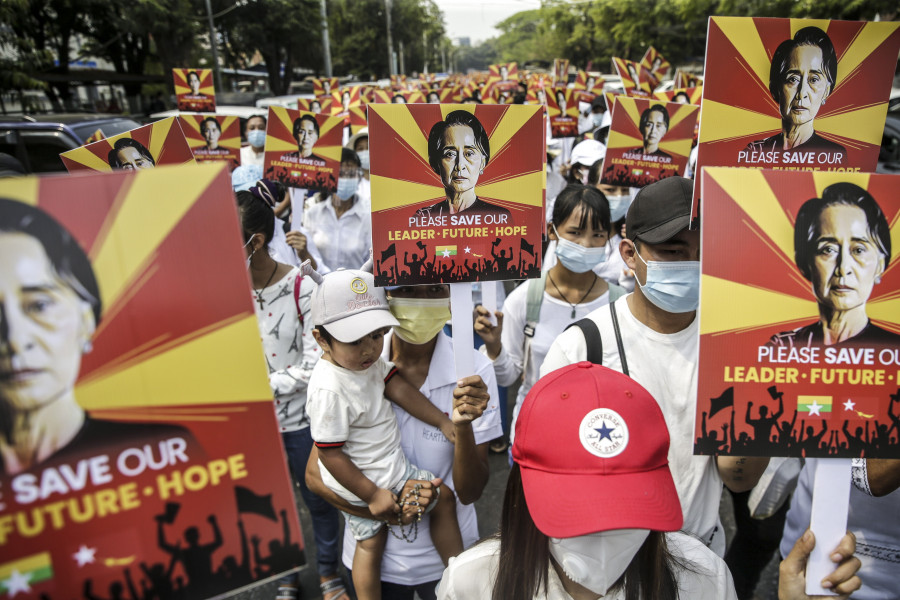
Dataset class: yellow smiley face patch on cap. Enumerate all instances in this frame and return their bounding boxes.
[350,277,368,294]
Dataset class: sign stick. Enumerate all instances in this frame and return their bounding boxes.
[806,458,852,596]
[450,282,475,379]
[481,281,498,327]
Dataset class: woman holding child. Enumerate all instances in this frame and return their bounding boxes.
[307,282,501,600]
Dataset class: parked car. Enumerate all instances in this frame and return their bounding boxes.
[0,114,143,173]
[877,113,900,173]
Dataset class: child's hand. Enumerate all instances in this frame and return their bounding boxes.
[452,375,489,424]
[367,488,400,520]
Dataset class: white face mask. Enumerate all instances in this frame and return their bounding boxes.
[243,235,256,269]
[549,529,650,596]
[357,149,370,171]
[606,194,632,222]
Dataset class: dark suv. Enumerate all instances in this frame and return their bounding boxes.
[0,114,143,173]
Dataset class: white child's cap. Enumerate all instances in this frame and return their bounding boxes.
[311,269,399,343]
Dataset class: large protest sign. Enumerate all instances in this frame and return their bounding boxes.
[573,70,605,103]
[179,114,242,170]
[546,87,580,138]
[263,106,342,192]
[173,68,216,113]
[553,58,569,85]
[694,17,900,215]
[613,58,653,97]
[297,96,332,115]
[373,90,425,104]
[653,87,703,105]
[695,168,900,458]
[331,85,367,133]
[313,77,339,101]
[61,117,195,173]
[601,96,698,188]
[0,164,304,598]
[368,104,545,286]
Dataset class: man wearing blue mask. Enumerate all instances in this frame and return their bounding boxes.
[541,177,770,558]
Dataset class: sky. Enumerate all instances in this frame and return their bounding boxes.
[433,0,542,45]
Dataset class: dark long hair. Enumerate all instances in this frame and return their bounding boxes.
[491,464,683,600]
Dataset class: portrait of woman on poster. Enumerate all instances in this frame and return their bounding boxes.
[0,199,194,476]
[108,138,156,170]
[187,70,205,97]
[415,110,510,219]
[746,27,846,157]
[769,183,897,349]
[200,117,224,152]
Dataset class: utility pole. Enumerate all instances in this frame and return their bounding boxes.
[319,0,333,77]
[204,0,223,92]
[399,40,405,75]
[385,0,395,76]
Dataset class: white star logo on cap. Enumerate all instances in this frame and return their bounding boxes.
[579,408,628,458]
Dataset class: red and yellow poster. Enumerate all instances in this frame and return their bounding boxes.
[173,68,216,113]
[613,58,653,97]
[390,74,408,91]
[526,83,548,105]
[263,106,342,192]
[331,85,367,132]
[696,168,900,458]
[640,46,670,83]
[373,90,425,104]
[312,77,339,101]
[600,96,698,187]
[654,86,703,105]
[546,87,580,138]
[0,164,304,598]
[487,62,519,96]
[694,17,900,215]
[368,104,545,286]
[179,114,242,171]
[674,69,702,89]
[297,96,332,115]
[61,117,195,173]
[573,71,604,103]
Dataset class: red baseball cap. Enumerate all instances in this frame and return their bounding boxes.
[512,362,683,538]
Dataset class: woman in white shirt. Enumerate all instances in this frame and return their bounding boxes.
[475,184,625,447]
[303,149,371,271]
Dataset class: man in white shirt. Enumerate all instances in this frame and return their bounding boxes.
[540,177,769,556]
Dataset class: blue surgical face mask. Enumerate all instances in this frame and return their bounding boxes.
[634,248,700,313]
[247,129,266,149]
[591,112,604,128]
[357,149,370,171]
[606,194,631,222]
[336,177,359,200]
[553,224,607,274]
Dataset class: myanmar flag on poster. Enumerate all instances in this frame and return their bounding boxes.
[0,553,53,596]
[797,396,832,418]
[436,245,457,257]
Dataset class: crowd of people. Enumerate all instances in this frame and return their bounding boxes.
[217,76,896,599]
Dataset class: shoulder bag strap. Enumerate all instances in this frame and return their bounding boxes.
[609,299,629,377]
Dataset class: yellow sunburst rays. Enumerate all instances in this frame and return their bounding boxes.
[700,167,819,336]
[0,175,40,205]
[606,97,643,150]
[659,103,700,156]
[75,164,271,410]
[148,117,176,160]
[218,115,242,149]
[370,105,544,212]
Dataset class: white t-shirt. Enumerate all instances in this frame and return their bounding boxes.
[437,532,737,599]
[540,296,726,556]
[307,357,407,504]
[341,331,504,585]
[780,458,900,600]
[303,195,371,272]
[486,281,610,446]
[252,267,320,432]
[240,144,264,168]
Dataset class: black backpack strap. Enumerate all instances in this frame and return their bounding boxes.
[566,319,603,365]
[609,300,629,377]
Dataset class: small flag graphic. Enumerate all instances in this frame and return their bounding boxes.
[798,395,832,417]
[436,245,457,257]
[0,552,53,596]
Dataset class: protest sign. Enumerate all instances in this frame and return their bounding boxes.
[695,168,900,458]
[331,85,367,133]
[297,96,332,115]
[553,58,569,85]
[61,117,195,173]
[600,96,698,187]
[612,58,652,97]
[694,17,900,216]
[573,70,605,103]
[373,90,425,104]
[640,46,670,83]
[0,164,304,598]
[653,87,703,105]
[312,77,339,101]
[262,106,342,192]
[179,114,241,170]
[487,62,519,97]
[674,69,702,89]
[368,104,545,286]
[173,68,216,113]
[546,87,580,138]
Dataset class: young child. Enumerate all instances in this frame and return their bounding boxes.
[306,269,464,600]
